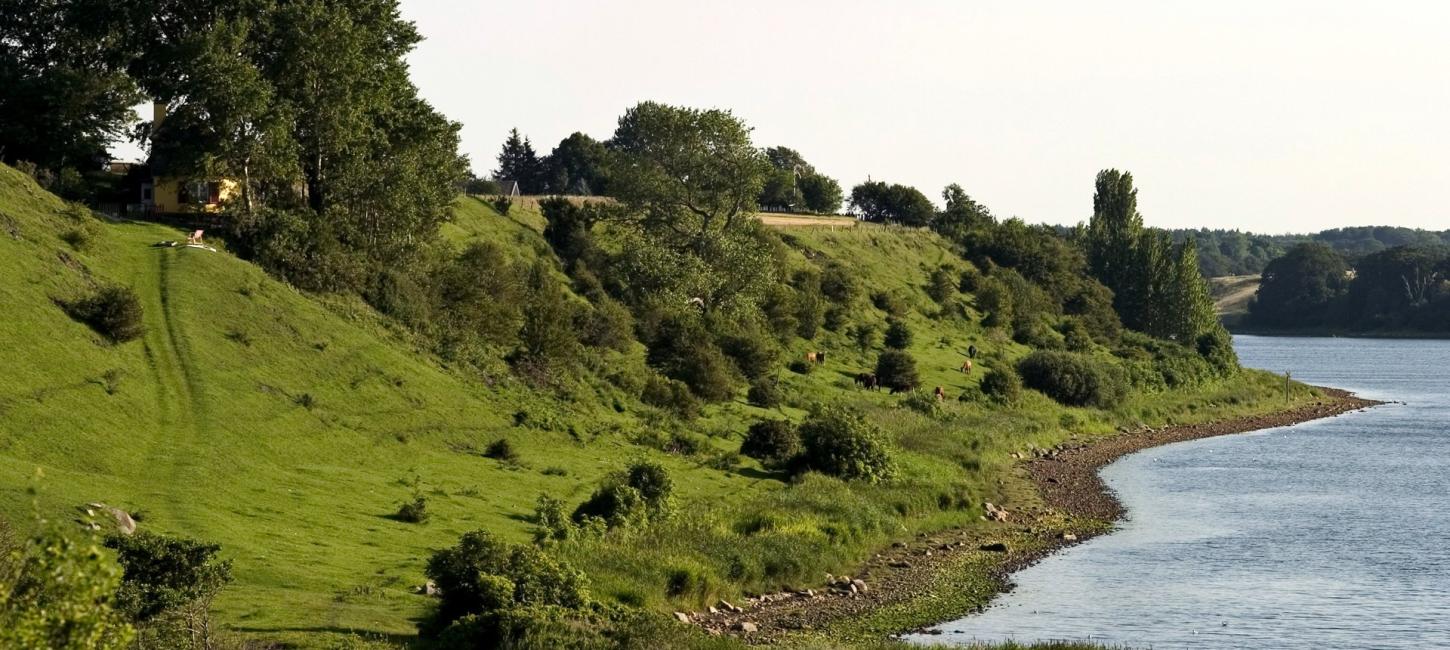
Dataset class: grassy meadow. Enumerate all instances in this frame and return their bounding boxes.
[0,164,1324,648]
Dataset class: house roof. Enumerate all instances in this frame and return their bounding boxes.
[495,180,521,196]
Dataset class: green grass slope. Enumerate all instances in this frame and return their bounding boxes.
[0,165,1324,647]
[0,167,732,643]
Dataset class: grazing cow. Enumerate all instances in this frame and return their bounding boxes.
[934,386,946,401]
[816,351,826,365]
[968,344,978,359]
[854,372,879,391]
[960,359,973,374]
[805,351,818,364]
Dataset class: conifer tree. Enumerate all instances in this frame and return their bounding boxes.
[494,128,544,193]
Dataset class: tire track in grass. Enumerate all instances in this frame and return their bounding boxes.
[138,247,208,529]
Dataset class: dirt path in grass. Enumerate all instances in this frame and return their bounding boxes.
[691,387,1381,643]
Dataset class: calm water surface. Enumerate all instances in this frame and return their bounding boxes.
[915,335,1450,648]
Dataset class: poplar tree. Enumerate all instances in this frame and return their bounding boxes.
[1086,169,1150,329]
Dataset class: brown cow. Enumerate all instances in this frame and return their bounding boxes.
[960,359,973,374]
[934,386,946,401]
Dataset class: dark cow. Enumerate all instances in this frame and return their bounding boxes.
[854,372,879,391]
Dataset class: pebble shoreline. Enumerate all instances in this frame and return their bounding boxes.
[692,387,1382,642]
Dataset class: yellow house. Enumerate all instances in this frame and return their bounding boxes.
[142,102,240,214]
[145,177,241,214]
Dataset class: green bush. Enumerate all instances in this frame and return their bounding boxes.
[926,266,957,303]
[979,366,1023,405]
[64,285,144,342]
[571,460,673,529]
[570,483,647,530]
[851,322,881,350]
[1196,327,1239,376]
[484,439,519,462]
[719,333,779,380]
[901,390,943,417]
[395,494,429,523]
[104,531,232,648]
[796,406,894,483]
[874,350,920,393]
[575,298,634,351]
[883,319,913,349]
[640,376,700,419]
[532,495,574,544]
[787,359,814,375]
[822,305,849,332]
[740,420,800,464]
[1016,350,1127,408]
[746,377,781,408]
[645,317,738,402]
[422,531,590,638]
[870,290,908,316]
[1060,318,1094,352]
[820,262,857,303]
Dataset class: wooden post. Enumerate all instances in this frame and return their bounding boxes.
[1284,370,1291,405]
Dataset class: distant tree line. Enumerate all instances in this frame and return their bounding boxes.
[1249,242,1450,333]
[483,130,845,213]
[1163,226,1450,279]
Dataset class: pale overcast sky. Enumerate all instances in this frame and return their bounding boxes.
[117,1,1450,233]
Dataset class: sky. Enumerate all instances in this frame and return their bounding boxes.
[115,1,1450,233]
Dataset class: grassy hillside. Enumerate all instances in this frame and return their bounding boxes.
[1210,274,1259,327]
[0,164,1323,647]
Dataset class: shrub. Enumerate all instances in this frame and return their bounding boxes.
[719,333,779,380]
[645,318,738,402]
[1016,350,1127,408]
[64,285,144,342]
[822,305,849,331]
[901,390,943,417]
[576,298,634,352]
[883,319,912,349]
[640,376,700,419]
[870,291,909,317]
[787,359,814,375]
[820,262,857,303]
[532,495,574,544]
[926,266,957,303]
[874,350,920,393]
[60,224,97,251]
[492,195,512,215]
[570,483,647,530]
[396,494,429,523]
[1060,318,1094,352]
[1196,327,1239,376]
[104,531,232,648]
[422,530,590,637]
[852,322,881,350]
[740,420,800,464]
[746,377,781,408]
[796,406,894,483]
[571,460,674,529]
[484,439,518,463]
[979,366,1023,405]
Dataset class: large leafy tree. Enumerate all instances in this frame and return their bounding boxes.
[798,173,843,213]
[543,132,609,195]
[0,0,144,169]
[1249,243,1351,328]
[849,180,934,226]
[144,18,296,215]
[935,183,994,238]
[607,101,771,245]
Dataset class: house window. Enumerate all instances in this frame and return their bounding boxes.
[141,184,153,202]
[208,182,221,204]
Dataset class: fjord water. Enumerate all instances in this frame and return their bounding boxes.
[917,335,1450,648]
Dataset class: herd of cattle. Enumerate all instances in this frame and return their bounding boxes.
[802,345,978,398]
